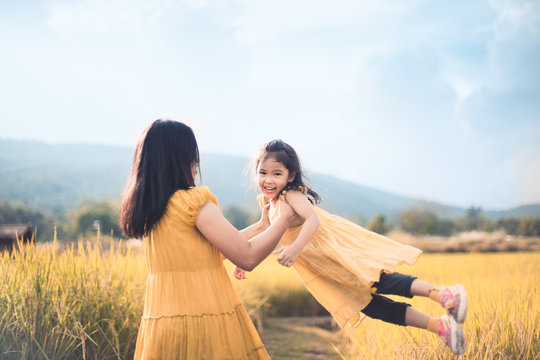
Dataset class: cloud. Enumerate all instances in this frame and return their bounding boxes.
[47,0,172,35]
[487,0,540,91]
[504,139,540,205]
[3,0,538,208]
[231,0,419,45]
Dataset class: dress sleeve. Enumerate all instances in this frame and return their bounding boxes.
[168,186,218,226]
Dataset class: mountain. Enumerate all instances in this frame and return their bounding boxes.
[1,139,539,221]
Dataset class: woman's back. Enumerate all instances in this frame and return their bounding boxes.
[135,186,270,360]
[144,186,222,273]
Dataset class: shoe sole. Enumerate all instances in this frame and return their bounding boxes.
[455,284,467,324]
[449,316,466,355]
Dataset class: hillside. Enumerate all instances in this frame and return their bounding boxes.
[1,139,539,220]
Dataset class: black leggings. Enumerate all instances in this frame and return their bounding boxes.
[361,272,417,326]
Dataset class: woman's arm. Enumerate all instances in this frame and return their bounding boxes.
[274,190,320,267]
[196,200,291,271]
[239,200,271,239]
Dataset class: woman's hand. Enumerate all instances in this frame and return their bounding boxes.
[260,197,271,229]
[232,265,247,280]
[196,201,292,271]
[273,244,301,267]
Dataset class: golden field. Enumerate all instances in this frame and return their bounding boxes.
[1,238,538,359]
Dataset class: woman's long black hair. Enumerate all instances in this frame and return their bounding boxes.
[255,139,321,204]
[119,120,199,238]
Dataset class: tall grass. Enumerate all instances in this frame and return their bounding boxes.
[231,252,540,360]
[1,235,538,359]
[0,237,145,360]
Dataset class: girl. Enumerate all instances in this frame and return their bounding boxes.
[119,121,296,360]
[233,139,467,355]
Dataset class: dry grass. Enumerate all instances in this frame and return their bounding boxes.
[228,252,540,360]
[1,236,538,360]
[0,237,145,359]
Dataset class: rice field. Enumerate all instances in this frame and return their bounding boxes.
[1,238,538,359]
[228,252,540,359]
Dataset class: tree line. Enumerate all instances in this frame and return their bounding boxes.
[1,201,540,241]
[370,206,540,237]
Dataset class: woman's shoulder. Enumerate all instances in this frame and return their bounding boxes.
[170,186,218,207]
[167,186,218,224]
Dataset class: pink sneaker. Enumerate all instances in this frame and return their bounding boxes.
[439,284,467,323]
[437,314,466,355]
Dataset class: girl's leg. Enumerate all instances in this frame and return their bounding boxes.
[361,293,442,331]
[374,272,439,298]
[375,272,467,324]
[362,293,466,355]
[405,306,430,329]
[372,272,418,298]
[361,293,410,326]
[410,278,436,297]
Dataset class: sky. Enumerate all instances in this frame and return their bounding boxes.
[0,0,539,210]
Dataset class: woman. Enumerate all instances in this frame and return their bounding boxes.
[119,119,294,359]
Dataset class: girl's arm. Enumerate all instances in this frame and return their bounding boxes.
[196,200,292,271]
[274,190,320,267]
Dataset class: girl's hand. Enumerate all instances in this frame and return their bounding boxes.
[273,244,301,267]
[232,265,247,280]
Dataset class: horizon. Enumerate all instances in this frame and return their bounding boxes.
[1,137,538,212]
[1,1,539,209]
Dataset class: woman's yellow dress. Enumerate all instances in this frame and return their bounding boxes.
[134,186,270,360]
[263,192,422,330]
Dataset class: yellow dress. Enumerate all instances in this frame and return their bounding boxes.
[134,186,270,360]
[261,192,422,330]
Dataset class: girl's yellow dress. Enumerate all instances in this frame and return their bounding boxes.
[134,186,270,360]
[262,192,422,330]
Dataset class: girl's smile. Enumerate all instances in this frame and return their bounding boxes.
[257,158,295,200]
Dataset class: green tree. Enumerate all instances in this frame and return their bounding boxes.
[367,213,391,234]
[0,201,60,241]
[496,217,520,235]
[222,206,252,230]
[461,206,483,231]
[399,208,439,235]
[72,200,121,237]
[516,217,540,236]
[435,219,455,236]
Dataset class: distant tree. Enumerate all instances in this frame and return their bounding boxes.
[479,217,495,232]
[459,206,483,231]
[367,213,392,234]
[516,217,540,237]
[0,202,42,225]
[72,200,121,237]
[435,219,455,236]
[496,217,520,235]
[0,202,56,241]
[222,206,251,230]
[399,208,439,235]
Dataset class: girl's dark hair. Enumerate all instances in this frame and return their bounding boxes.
[255,139,321,204]
[119,119,200,238]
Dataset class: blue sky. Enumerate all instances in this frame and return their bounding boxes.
[0,0,539,209]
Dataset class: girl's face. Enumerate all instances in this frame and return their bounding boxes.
[257,157,295,200]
